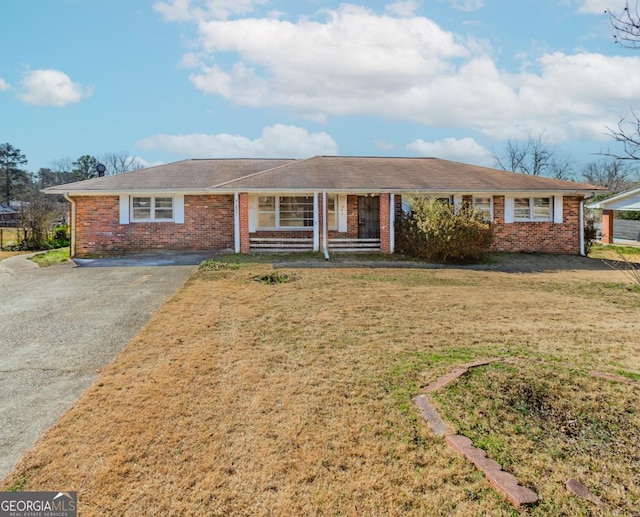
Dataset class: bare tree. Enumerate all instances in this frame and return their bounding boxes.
[18,191,66,249]
[604,2,640,159]
[50,157,74,174]
[606,110,640,160]
[580,158,638,192]
[548,153,576,180]
[607,1,640,48]
[493,134,574,178]
[100,152,144,175]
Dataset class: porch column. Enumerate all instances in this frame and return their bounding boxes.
[601,209,614,244]
[380,193,391,253]
[313,193,320,252]
[239,192,250,254]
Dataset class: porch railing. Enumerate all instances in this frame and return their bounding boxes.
[328,238,380,252]
[249,237,314,252]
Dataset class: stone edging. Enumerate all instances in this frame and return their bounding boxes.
[415,359,613,509]
[414,358,538,508]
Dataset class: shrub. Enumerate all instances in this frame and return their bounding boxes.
[395,198,493,264]
[47,225,70,249]
[616,210,640,221]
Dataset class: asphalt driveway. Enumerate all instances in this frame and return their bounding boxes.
[0,251,212,479]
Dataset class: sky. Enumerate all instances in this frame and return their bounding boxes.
[1,0,640,175]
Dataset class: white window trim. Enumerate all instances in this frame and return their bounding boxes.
[472,195,494,222]
[257,195,316,230]
[130,196,176,223]
[326,194,338,231]
[512,196,553,222]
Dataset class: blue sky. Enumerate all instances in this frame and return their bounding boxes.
[1,0,638,174]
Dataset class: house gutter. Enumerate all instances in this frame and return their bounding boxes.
[580,198,585,256]
[63,192,76,258]
[234,193,240,254]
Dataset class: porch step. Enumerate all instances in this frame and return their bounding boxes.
[250,237,314,253]
[329,238,381,252]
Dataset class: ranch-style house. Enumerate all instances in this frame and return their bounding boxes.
[44,155,604,258]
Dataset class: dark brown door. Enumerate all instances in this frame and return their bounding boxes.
[358,196,380,239]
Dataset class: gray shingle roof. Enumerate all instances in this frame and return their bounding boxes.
[44,159,296,192]
[44,156,604,194]
[0,203,18,215]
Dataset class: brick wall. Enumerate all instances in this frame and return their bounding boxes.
[73,193,583,257]
[380,193,391,253]
[491,195,582,254]
[74,195,235,257]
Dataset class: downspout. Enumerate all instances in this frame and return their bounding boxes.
[323,190,330,260]
[63,192,76,258]
[390,193,395,254]
[234,193,240,254]
[579,198,585,256]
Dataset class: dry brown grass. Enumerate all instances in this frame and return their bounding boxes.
[2,255,639,516]
[0,227,20,250]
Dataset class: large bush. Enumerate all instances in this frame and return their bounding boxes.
[395,198,494,264]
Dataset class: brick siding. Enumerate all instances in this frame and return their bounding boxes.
[491,195,582,254]
[72,193,584,257]
[74,195,235,257]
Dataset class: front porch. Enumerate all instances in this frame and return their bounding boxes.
[237,192,399,254]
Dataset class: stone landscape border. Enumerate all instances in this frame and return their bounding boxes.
[413,358,538,508]
[413,359,617,509]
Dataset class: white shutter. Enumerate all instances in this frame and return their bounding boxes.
[553,195,563,223]
[248,195,258,232]
[504,197,514,224]
[174,194,185,224]
[338,195,348,232]
[453,195,463,209]
[119,195,129,224]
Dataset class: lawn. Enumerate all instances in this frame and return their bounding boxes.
[2,254,639,516]
[0,227,21,259]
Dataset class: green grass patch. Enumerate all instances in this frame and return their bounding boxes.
[28,247,70,267]
[589,243,640,260]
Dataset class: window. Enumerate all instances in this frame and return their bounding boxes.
[473,196,492,220]
[533,197,551,220]
[258,196,314,229]
[258,197,276,228]
[327,195,336,230]
[514,197,552,221]
[131,197,174,221]
[514,198,530,220]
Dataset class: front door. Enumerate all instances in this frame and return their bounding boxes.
[358,196,380,239]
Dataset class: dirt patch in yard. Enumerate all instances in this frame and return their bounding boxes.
[2,254,639,515]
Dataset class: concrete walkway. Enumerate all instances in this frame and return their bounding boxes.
[0,252,209,479]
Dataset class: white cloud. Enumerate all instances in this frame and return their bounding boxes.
[153,0,268,21]
[164,3,640,146]
[0,78,9,91]
[135,156,166,169]
[576,0,627,14]
[437,0,485,12]
[385,1,420,17]
[17,69,92,107]
[407,137,493,166]
[190,4,469,120]
[136,124,338,158]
